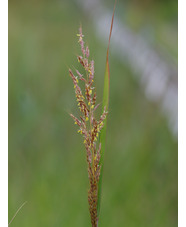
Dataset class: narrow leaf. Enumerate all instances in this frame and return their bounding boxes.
[97,0,116,218]
[8,201,27,226]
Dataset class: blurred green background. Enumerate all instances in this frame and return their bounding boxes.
[9,0,177,226]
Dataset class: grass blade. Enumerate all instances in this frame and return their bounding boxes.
[8,201,27,226]
[97,0,116,218]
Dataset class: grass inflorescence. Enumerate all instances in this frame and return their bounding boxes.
[69,26,108,227]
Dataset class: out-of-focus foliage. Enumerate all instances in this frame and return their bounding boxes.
[9,0,177,226]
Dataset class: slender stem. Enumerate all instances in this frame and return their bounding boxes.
[8,201,27,226]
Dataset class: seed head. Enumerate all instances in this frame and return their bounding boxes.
[69,27,108,227]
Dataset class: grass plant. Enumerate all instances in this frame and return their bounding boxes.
[68,3,115,226]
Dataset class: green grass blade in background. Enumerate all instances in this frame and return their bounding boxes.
[97,1,116,218]
[8,201,27,226]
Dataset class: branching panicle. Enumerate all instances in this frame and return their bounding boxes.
[69,26,108,227]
